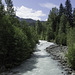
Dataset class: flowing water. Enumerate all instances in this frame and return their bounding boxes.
[2,40,66,75]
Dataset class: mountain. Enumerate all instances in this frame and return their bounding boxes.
[16,16,45,26]
[16,16,36,23]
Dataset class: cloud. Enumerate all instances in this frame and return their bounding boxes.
[14,6,46,20]
[45,18,48,21]
[40,3,59,9]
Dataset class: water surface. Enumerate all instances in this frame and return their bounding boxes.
[3,40,66,75]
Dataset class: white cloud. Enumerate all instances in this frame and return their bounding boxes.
[40,3,59,9]
[45,18,48,21]
[14,6,46,20]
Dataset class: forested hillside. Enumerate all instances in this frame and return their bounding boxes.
[34,0,75,69]
[0,0,38,70]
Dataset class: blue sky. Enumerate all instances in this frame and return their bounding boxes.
[2,0,75,21]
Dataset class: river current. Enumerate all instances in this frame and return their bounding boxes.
[3,40,66,75]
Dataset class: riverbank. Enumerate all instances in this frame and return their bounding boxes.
[46,44,75,75]
[0,40,67,75]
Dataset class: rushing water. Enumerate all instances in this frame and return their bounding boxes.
[2,40,66,75]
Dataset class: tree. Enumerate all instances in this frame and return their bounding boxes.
[47,7,59,41]
[5,0,15,16]
[0,0,38,70]
[59,14,67,33]
[47,27,54,42]
[0,0,5,18]
[65,0,73,27]
[58,14,67,45]
[48,7,59,32]
[59,3,64,17]
[67,28,75,69]
[73,8,75,27]
[36,20,43,35]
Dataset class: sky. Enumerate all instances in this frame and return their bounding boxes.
[2,0,75,21]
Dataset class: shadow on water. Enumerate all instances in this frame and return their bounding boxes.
[11,49,49,75]
[11,54,38,74]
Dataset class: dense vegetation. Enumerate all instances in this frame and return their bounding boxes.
[34,0,75,69]
[0,0,75,71]
[0,0,38,70]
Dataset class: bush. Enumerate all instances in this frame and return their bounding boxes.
[67,45,75,69]
[67,28,75,69]
[55,33,67,46]
[0,16,38,69]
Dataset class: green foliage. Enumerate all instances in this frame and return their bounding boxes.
[47,27,54,42]
[59,14,67,33]
[55,33,67,45]
[0,0,38,69]
[73,8,75,27]
[55,14,67,45]
[65,0,73,26]
[67,28,75,69]
[0,0,5,18]
[36,20,43,35]
[67,46,75,69]
[48,7,59,32]
[0,0,75,70]
[5,0,15,16]
[35,20,47,40]
[0,15,15,67]
[59,3,64,17]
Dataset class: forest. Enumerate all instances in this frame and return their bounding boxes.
[0,0,38,70]
[35,0,75,69]
[0,0,75,71]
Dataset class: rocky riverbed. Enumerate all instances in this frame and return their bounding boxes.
[46,44,75,75]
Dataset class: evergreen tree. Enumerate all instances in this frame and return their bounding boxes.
[0,0,5,18]
[66,21,70,33]
[59,3,64,17]
[47,27,54,42]
[36,20,43,35]
[65,0,73,27]
[67,28,75,69]
[73,8,75,27]
[59,14,67,33]
[47,7,59,40]
[58,14,67,45]
[0,0,38,70]
[48,7,59,32]
[5,0,15,16]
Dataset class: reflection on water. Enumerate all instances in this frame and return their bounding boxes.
[2,40,66,75]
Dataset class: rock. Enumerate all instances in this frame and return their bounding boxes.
[61,71,64,74]
[71,72,75,75]
[46,45,75,74]
[68,71,72,74]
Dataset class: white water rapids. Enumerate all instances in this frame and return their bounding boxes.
[2,40,67,75]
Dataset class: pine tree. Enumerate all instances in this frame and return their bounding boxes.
[59,14,67,33]
[58,14,67,45]
[59,3,64,17]
[36,20,43,35]
[73,8,75,27]
[65,0,73,27]
[5,0,15,16]
[48,7,59,32]
[67,28,75,69]
[0,0,5,18]
[47,27,54,42]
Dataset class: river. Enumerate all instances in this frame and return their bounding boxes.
[1,40,66,75]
